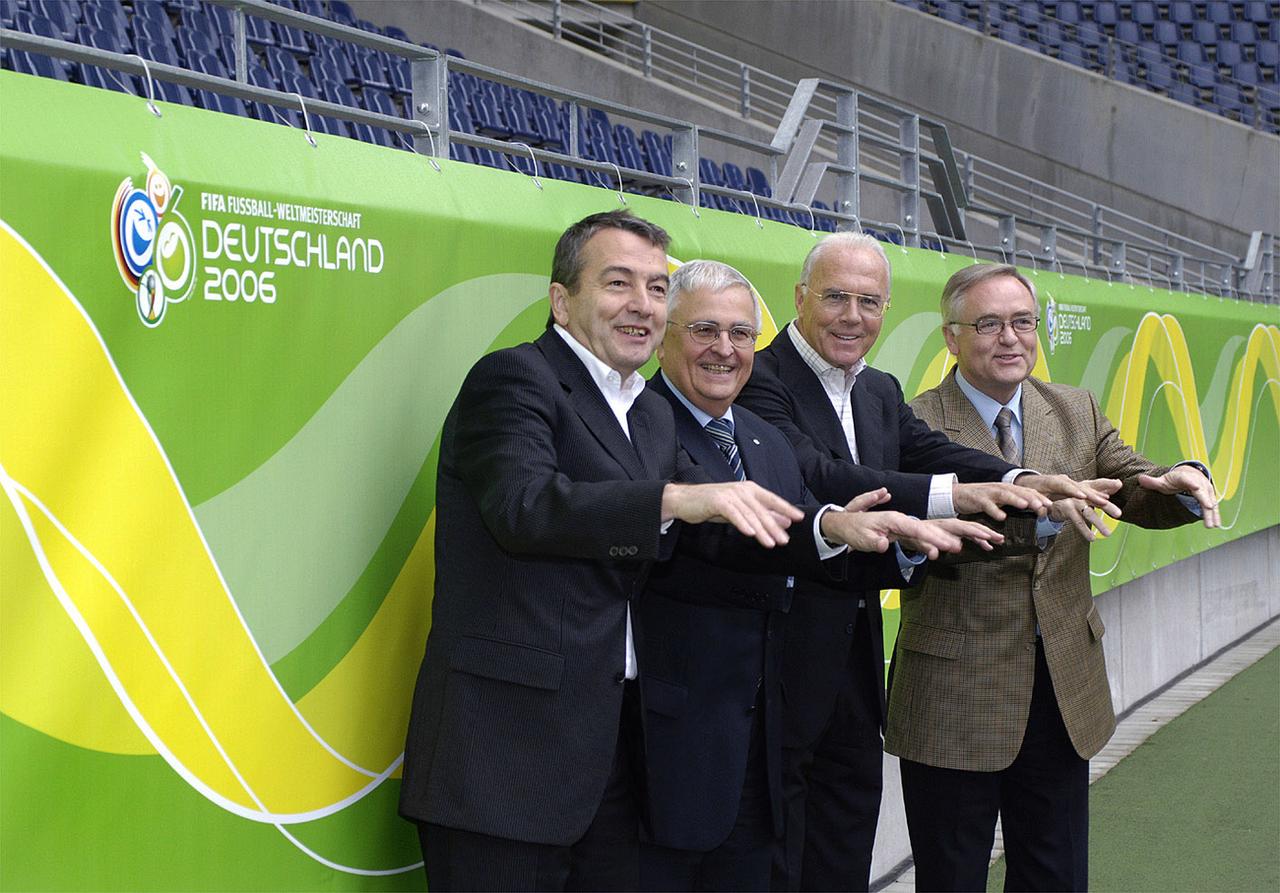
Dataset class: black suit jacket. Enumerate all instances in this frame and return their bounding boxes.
[736,327,1015,732]
[638,375,904,851]
[399,329,679,846]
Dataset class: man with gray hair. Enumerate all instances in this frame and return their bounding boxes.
[638,259,1002,891]
[891,262,1218,891]
[736,233,1117,891]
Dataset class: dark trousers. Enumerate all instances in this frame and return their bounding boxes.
[774,609,883,893]
[420,681,643,892]
[900,640,1089,893]
[640,700,775,892]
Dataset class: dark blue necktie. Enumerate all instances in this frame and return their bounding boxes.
[705,417,746,481]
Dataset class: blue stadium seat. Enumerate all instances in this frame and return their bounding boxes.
[326,0,358,28]
[1115,20,1142,44]
[1146,58,1176,90]
[131,16,177,51]
[314,45,358,84]
[998,19,1028,45]
[1168,79,1197,105]
[1205,1,1234,25]
[152,77,194,106]
[1191,21,1218,46]
[1216,40,1243,67]
[1112,56,1138,83]
[177,29,221,68]
[1153,20,1180,46]
[1233,60,1262,84]
[134,1,177,34]
[1187,60,1217,89]
[243,11,276,47]
[1177,41,1206,64]
[1094,1,1119,27]
[1056,1,1081,24]
[0,0,16,29]
[1077,21,1105,47]
[640,129,672,178]
[276,22,311,55]
[1213,82,1243,116]
[135,35,181,68]
[1038,19,1064,48]
[1242,1,1270,24]
[13,11,72,76]
[279,69,349,138]
[264,45,303,79]
[387,55,411,95]
[187,52,248,115]
[1169,2,1197,26]
[82,1,129,41]
[75,22,127,54]
[1131,1,1157,27]
[1230,21,1258,45]
[1258,41,1279,68]
[316,78,377,143]
[361,87,405,149]
[31,0,78,41]
[353,45,390,90]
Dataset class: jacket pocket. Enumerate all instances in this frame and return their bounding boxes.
[643,675,688,718]
[896,622,965,660]
[449,635,564,691]
[1086,604,1106,641]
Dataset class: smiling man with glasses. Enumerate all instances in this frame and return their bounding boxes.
[735,233,1119,893]
[891,262,1219,893]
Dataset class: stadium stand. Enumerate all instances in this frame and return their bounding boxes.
[897,0,1279,130]
[0,0,1272,292]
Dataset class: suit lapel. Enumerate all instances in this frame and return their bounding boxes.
[939,371,1002,454]
[1018,380,1057,473]
[735,412,776,489]
[772,332,854,462]
[538,331,646,480]
[849,375,882,467]
[649,375,735,482]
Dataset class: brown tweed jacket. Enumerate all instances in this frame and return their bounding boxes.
[884,371,1197,771]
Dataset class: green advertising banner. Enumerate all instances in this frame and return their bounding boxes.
[1,72,1277,890]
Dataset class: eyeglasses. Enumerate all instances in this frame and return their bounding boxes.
[668,320,761,348]
[949,316,1040,336]
[803,286,890,319]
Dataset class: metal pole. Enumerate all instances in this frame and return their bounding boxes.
[552,0,561,40]
[899,113,920,247]
[643,25,652,78]
[233,6,247,83]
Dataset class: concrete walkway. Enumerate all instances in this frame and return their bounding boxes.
[879,616,1280,892]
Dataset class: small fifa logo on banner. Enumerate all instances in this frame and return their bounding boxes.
[110,152,196,327]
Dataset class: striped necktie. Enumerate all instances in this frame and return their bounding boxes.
[704,417,746,481]
[995,407,1020,463]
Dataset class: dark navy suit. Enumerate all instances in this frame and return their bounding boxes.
[638,373,907,892]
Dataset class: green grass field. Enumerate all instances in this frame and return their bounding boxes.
[988,645,1280,892]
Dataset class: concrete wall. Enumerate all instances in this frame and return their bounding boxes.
[873,524,1280,884]
[637,0,1280,255]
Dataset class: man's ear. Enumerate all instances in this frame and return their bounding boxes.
[549,283,570,327]
[942,324,961,357]
[794,283,806,315]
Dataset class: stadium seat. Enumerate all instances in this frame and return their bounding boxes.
[1131,1,1157,27]
[1215,40,1243,68]
[279,69,350,138]
[640,129,672,178]
[135,35,182,68]
[1205,1,1234,26]
[353,45,390,90]
[1153,20,1180,47]
[1230,22,1259,45]
[1233,60,1262,85]
[1169,2,1197,27]
[187,52,248,116]
[1059,42,1089,68]
[1056,1,1081,25]
[1258,41,1279,68]
[276,22,311,55]
[178,29,222,68]
[30,0,76,41]
[1038,19,1064,49]
[361,87,405,149]
[316,77,377,142]
[1077,22,1105,48]
[1146,58,1176,90]
[13,11,73,76]
[1242,1,1271,24]
[1191,21,1218,47]
[1094,1,1119,27]
[1115,20,1142,45]
[264,45,304,80]
[1177,41,1206,65]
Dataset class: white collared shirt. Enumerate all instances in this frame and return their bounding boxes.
[554,324,646,680]
[788,323,958,518]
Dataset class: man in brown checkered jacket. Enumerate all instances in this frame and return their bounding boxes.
[888,263,1219,892]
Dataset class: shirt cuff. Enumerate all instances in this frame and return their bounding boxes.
[1036,516,1065,547]
[660,519,675,535]
[895,542,927,582]
[1003,468,1033,484]
[814,505,850,559]
[926,474,958,519]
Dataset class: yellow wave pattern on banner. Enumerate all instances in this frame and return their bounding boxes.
[0,225,397,822]
[1105,314,1280,503]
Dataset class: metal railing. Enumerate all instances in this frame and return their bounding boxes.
[1,0,1272,299]
[483,0,1275,299]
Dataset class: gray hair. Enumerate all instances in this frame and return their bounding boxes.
[799,231,892,300]
[939,263,1038,322]
[668,259,762,329]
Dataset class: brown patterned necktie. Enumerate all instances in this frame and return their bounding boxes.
[994,407,1019,463]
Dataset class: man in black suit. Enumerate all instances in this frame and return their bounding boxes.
[736,232,1116,891]
[398,211,807,892]
[637,260,1003,892]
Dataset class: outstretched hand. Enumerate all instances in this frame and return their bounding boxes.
[952,481,1052,521]
[662,481,806,548]
[1049,478,1125,540]
[1138,465,1220,528]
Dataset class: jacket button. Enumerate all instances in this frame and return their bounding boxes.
[845,623,855,635]
[615,671,626,684]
